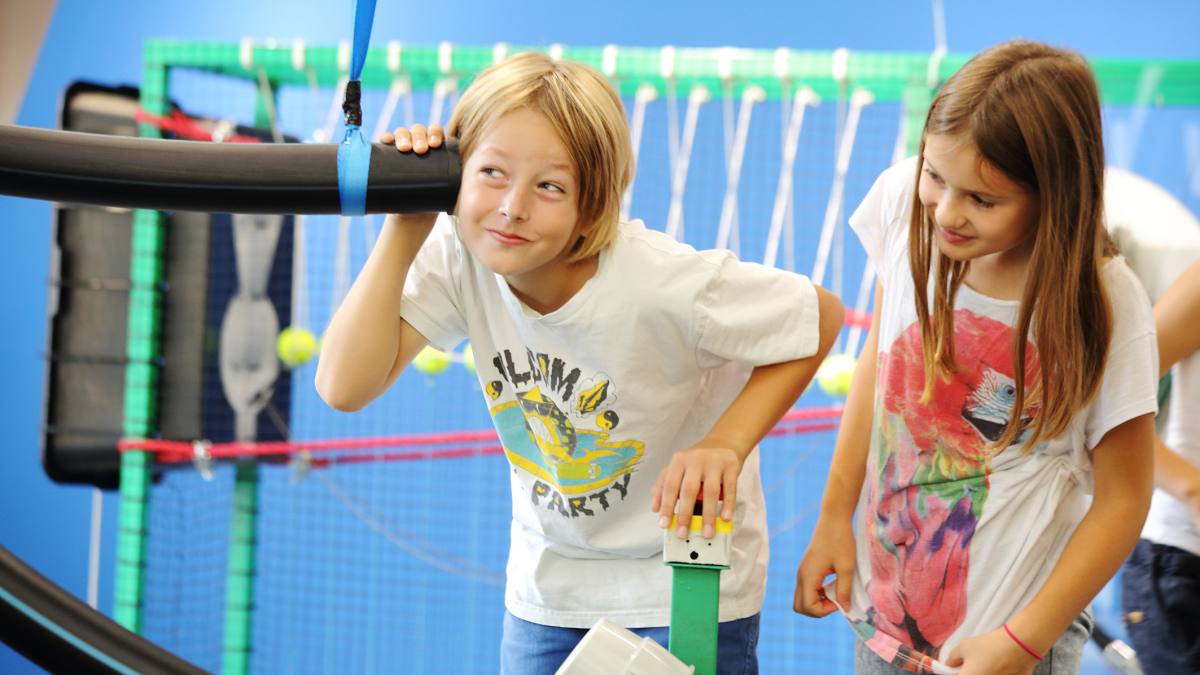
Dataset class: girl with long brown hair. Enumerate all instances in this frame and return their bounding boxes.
[795,40,1158,674]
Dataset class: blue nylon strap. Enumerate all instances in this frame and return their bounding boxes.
[348,0,377,80]
[337,0,378,216]
[338,126,371,216]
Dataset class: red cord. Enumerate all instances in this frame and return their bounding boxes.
[1003,624,1044,661]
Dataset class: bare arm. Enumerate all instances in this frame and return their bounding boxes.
[316,125,447,411]
[1153,435,1200,526]
[1150,256,1200,522]
[652,285,845,537]
[703,285,846,465]
[315,213,436,411]
[794,282,882,616]
[949,413,1155,672]
[1155,257,1200,376]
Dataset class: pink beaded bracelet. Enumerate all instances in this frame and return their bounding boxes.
[1003,624,1044,661]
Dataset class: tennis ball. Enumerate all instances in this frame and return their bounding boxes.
[276,326,318,368]
[461,342,476,373]
[412,345,452,375]
[816,353,857,397]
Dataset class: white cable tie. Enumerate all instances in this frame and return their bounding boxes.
[387,40,403,73]
[744,84,767,103]
[337,41,351,73]
[636,82,659,103]
[774,47,791,80]
[689,83,711,104]
[717,47,735,82]
[211,119,235,144]
[548,43,564,63]
[602,44,618,78]
[291,40,306,72]
[492,42,509,65]
[660,45,676,80]
[852,88,876,107]
[193,440,214,482]
[832,47,850,84]
[239,38,254,71]
[438,41,454,75]
[289,451,313,485]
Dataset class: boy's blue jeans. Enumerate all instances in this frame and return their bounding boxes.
[1121,538,1200,673]
[499,610,760,675]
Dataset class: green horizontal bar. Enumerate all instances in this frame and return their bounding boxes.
[145,39,1200,106]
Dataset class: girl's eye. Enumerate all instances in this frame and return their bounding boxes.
[923,168,944,184]
[481,167,503,178]
[540,182,565,193]
[971,194,995,209]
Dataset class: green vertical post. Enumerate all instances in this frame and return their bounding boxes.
[220,70,277,675]
[222,461,260,675]
[667,564,722,675]
[114,45,169,633]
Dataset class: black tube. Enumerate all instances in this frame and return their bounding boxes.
[0,544,208,674]
[0,124,461,214]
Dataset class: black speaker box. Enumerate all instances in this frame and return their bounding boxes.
[42,82,295,489]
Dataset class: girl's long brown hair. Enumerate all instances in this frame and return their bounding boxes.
[909,40,1115,451]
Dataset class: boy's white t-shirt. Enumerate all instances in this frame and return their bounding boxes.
[1105,167,1200,558]
[845,158,1158,670]
[400,215,821,628]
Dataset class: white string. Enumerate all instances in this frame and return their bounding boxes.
[764,87,816,268]
[319,76,349,143]
[845,264,875,358]
[812,88,874,287]
[86,488,102,609]
[892,97,911,166]
[661,46,679,174]
[371,76,410,141]
[1186,123,1200,199]
[664,85,709,241]
[292,216,309,331]
[715,86,764,252]
[1112,64,1164,170]
[316,471,504,587]
[429,79,451,127]
[931,0,948,58]
[330,216,352,322]
[844,98,911,357]
[364,216,379,253]
[254,69,284,144]
[621,84,657,221]
[721,77,739,251]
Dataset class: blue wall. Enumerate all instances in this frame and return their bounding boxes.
[2,1,1198,672]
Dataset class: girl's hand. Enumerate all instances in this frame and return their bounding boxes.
[651,443,741,539]
[945,628,1040,675]
[380,123,444,155]
[794,515,855,617]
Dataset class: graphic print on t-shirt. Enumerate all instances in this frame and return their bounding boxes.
[861,309,1040,669]
[485,347,645,519]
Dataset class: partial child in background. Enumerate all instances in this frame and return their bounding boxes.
[794,40,1158,674]
[1106,168,1200,674]
[316,52,844,674]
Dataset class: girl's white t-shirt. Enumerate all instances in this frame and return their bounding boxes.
[401,215,821,628]
[845,158,1159,670]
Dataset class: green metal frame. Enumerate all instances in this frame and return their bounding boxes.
[112,39,1200,668]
